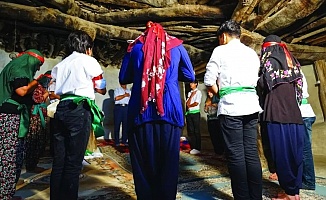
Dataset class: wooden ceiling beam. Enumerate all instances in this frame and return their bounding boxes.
[255,0,324,34]
[242,0,288,31]
[310,35,326,46]
[232,0,261,24]
[82,0,152,9]
[92,4,225,25]
[291,27,326,44]
[294,16,326,36]
[1,1,326,67]
[280,2,326,40]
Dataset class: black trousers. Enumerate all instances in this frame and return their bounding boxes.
[219,113,262,200]
[50,100,91,200]
[186,112,201,150]
[207,118,225,155]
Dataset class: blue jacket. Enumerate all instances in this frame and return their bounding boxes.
[119,43,195,128]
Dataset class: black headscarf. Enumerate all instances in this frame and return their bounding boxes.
[259,35,303,103]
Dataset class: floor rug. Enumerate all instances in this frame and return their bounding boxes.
[16,142,326,199]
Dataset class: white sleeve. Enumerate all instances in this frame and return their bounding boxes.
[84,57,103,78]
[194,90,202,104]
[204,48,220,86]
[114,88,120,99]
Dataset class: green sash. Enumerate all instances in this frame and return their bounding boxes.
[61,94,105,137]
[32,103,47,128]
[219,86,256,99]
[6,99,30,138]
[185,109,200,115]
[301,98,308,105]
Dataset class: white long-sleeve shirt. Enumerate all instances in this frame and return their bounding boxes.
[204,39,262,116]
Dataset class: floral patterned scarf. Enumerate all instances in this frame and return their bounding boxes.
[259,35,303,103]
[127,21,183,116]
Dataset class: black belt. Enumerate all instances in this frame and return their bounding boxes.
[116,104,128,107]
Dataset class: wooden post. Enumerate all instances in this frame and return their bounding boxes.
[314,60,326,121]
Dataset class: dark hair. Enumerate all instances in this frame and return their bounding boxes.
[191,79,199,85]
[217,20,241,38]
[67,30,94,54]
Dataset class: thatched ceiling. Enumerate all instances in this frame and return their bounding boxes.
[0,0,326,77]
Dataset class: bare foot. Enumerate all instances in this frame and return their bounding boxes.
[273,193,289,200]
[273,193,297,200]
[269,173,278,181]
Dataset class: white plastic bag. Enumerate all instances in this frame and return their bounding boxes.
[47,100,59,118]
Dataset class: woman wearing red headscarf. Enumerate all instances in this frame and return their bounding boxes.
[257,35,304,200]
[119,21,195,200]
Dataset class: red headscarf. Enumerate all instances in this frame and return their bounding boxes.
[128,21,183,116]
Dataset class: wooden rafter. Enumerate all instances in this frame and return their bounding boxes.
[232,0,261,24]
[92,5,225,25]
[291,27,326,44]
[255,0,324,34]
[243,0,288,31]
[294,17,326,36]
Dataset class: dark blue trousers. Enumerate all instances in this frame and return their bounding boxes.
[50,100,91,200]
[128,122,181,200]
[114,105,128,145]
[219,113,262,200]
[267,122,304,195]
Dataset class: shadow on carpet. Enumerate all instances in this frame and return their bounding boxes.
[16,143,326,200]
[99,144,326,200]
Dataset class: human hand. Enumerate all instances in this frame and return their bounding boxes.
[124,92,130,97]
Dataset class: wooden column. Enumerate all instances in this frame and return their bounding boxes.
[314,60,326,121]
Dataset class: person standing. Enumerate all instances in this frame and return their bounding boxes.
[0,49,45,200]
[25,70,52,172]
[204,20,263,200]
[50,30,107,200]
[204,90,225,157]
[186,80,202,155]
[113,84,131,146]
[300,72,316,190]
[119,21,195,200]
[257,35,304,200]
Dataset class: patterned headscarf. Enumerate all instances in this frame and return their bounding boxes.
[259,35,302,103]
[127,21,183,116]
[0,49,44,106]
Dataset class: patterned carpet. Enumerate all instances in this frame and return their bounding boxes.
[15,141,326,200]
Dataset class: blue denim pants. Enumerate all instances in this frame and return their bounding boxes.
[302,116,316,190]
[219,113,262,200]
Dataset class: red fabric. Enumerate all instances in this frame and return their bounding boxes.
[33,84,46,104]
[262,42,294,68]
[18,51,44,64]
[127,21,183,116]
[92,74,103,88]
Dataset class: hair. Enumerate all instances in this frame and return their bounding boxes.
[66,30,94,54]
[217,20,241,38]
[191,79,199,85]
